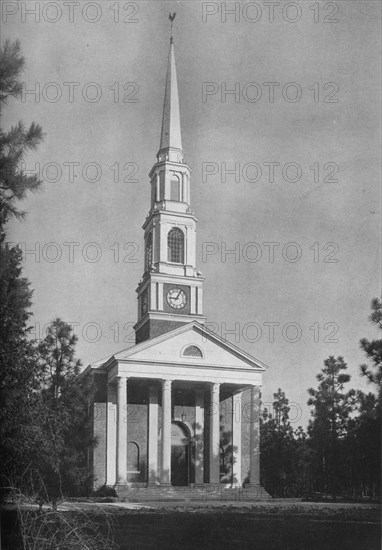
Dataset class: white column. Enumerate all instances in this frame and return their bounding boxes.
[156,171,160,202]
[106,382,117,486]
[197,285,203,315]
[209,382,220,484]
[164,167,170,199]
[185,226,190,265]
[195,389,205,485]
[232,392,242,486]
[190,286,196,314]
[159,221,167,264]
[186,173,190,204]
[180,172,184,202]
[148,385,159,484]
[249,385,261,486]
[160,379,172,485]
[150,282,156,311]
[116,376,128,484]
[158,282,164,310]
[153,221,159,264]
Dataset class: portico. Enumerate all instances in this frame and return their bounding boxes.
[89,322,266,489]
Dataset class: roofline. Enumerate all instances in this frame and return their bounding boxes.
[85,320,270,373]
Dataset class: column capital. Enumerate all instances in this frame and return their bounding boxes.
[116,376,128,387]
[209,382,220,392]
[162,378,173,390]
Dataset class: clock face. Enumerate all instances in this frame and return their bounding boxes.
[166,288,187,310]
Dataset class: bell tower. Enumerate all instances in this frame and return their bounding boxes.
[134,34,205,344]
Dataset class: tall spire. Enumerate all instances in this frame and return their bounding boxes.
[158,36,183,161]
[134,18,205,344]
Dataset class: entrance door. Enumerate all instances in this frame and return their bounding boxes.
[171,422,189,486]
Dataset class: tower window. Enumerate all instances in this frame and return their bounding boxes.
[167,227,184,264]
[170,175,180,201]
[145,232,153,271]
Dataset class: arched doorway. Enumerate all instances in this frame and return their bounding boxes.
[171,422,190,486]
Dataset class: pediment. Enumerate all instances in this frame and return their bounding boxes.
[113,322,267,372]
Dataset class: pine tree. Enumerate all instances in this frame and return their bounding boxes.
[351,297,382,497]
[36,319,94,498]
[0,211,41,478]
[0,39,44,220]
[307,356,356,496]
[0,39,43,485]
[359,297,382,395]
[261,388,303,497]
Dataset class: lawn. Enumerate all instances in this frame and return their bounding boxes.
[2,500,380,550]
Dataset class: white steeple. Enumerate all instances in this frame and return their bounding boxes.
[134,26,205,344]
[158,38,183,161]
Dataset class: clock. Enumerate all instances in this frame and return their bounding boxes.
[166,288,187,310]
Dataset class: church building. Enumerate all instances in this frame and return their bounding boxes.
[84,31,270,496]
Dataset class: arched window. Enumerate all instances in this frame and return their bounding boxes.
[127,442,140,472]
[167,227,184,264]
[182,345,203,358]
[170,174,180,201]
[145,232,152,271]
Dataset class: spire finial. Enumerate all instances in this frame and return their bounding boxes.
[169,12,176,43]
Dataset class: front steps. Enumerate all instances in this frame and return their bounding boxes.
[114,484,272,502]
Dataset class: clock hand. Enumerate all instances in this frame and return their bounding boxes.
[176,290,181,299]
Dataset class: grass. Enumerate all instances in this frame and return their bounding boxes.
[2,500,380,550]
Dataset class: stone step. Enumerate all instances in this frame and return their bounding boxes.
[114,485,272,502]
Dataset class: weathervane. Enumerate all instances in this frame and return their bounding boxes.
[169,12,176,43]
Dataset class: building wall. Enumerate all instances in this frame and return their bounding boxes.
[135,319,190,343]
[126,384,149,483]
[220,395,233,483]
[126,403,148,482]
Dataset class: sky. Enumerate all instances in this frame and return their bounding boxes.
[3,0,381,426]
